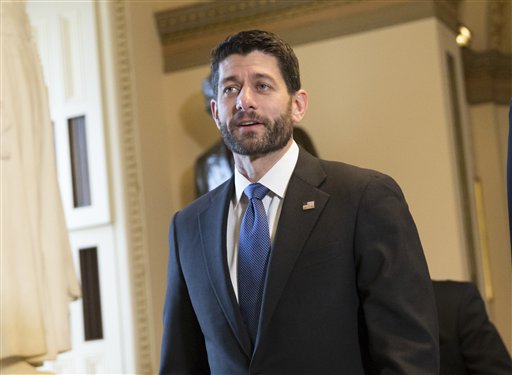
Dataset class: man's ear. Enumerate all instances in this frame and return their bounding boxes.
[210,99,221,129]
[291,89,308,123]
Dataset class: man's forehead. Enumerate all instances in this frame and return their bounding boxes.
[218,51,281,80]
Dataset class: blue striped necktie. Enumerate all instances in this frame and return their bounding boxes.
[238,183,271,344]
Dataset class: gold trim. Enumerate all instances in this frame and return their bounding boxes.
[474,178,494,302]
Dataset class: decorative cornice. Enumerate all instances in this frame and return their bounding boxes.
[155,0,460,72]
[489,0,511,53]
[462,48,512,105]
[112,1,153,373]
[156,0,335,44]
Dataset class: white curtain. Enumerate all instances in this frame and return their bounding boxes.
[1,0,81,365]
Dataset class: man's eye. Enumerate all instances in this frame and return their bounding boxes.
[223,87,238,95]
[257,83,270,91]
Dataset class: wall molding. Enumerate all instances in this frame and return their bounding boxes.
[111,1,153,373]
[489,0,511,53]
[462,49,512,105]
[155,0,460,72]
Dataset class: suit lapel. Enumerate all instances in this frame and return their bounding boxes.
[198,179,252,357]
[255,150,329,350]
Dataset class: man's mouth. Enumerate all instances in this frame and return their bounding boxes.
[238,120,261,127]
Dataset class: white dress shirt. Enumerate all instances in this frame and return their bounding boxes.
[227,141,299,300]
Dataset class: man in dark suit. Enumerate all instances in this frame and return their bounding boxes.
[433,280,512,374]
[160,29,439,374]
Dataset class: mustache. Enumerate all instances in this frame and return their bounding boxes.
[230,111,268,127]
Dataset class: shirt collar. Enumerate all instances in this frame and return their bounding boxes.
[234,140,299,204]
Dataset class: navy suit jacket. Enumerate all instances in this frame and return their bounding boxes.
[160,149,439,374]
[433,280,512,375]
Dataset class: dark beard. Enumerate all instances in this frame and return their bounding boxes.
[219,105,294,156]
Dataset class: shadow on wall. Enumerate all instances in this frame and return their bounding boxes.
[179,166,196,208]
[178,89,220,206]
[179,91,218,150]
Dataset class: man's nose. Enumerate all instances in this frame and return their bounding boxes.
[236,87,256,112]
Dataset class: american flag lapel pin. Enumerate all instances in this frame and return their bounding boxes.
[302,201,315,211]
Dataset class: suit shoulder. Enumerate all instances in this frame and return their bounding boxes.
[320,158,384,180]
[296,148,400,190]
[317,158,403,195]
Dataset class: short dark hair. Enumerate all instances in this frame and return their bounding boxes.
[210,30,301,97]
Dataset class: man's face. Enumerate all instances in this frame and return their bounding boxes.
[211,51,306,156]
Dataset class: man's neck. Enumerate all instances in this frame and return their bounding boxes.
[233,140,292,183]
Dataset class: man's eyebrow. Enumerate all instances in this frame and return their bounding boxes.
[253,73,277,85]
[219,75,239,86]
[219,73,278,86]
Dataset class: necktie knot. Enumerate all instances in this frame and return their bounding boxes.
[244,183,269,201]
